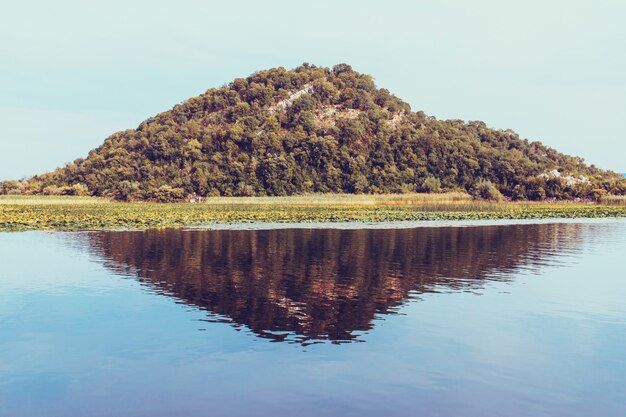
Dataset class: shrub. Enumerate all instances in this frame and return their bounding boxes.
[69,183,90,196]
[588,188,607,202]
[2,180,34,195]
[473,180,504,202]
[400,183,415,194]
[43,185,64,195]
[422,176,441,193]
[512,184,527,200]
[525,179,547,200]
[0,180,19,195]
[105,181,142,201]
[235,182,256,197]
[148,185,186,202]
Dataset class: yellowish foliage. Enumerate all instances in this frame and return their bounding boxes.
[1,195,626,232]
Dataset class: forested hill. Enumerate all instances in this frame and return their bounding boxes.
[3,63,625,200]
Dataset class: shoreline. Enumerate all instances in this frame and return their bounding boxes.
[2,195,626,232]
[4,217,626,234]
[3,214,626,233]
[183,217,626,231]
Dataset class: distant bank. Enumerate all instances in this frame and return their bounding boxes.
[2,63,625,202]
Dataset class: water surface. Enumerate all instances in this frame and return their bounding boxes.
[1,220,626,416]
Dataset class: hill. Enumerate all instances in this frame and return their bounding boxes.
[2,63,625,201]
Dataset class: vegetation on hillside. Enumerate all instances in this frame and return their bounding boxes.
[2,64,625,201]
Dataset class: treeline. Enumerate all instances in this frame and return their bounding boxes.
[2,63,625,201]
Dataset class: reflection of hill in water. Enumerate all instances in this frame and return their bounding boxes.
[87,224,586,344]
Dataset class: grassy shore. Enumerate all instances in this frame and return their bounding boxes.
[602,195,626,205]
[2,193,626,232]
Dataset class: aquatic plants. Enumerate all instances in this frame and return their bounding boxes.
[2,195,626,232]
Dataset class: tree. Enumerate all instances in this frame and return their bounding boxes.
[11,63,623,201]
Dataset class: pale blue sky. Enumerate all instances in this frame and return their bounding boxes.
[1,0,625,180]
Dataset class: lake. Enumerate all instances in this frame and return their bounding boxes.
[2,220,626,416]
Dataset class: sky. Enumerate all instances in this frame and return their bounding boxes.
[1,0,625,180]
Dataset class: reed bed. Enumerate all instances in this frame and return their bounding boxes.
[602,195,626,205]
[2,195,626,232]
[0,195,108,205]
[202,192,474,206]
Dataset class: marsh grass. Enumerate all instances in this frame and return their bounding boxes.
[0,195,107,204]
[202,192,474,206]
[2,194,626,232]
[602,195,626,206]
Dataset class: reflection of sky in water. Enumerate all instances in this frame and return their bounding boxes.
[1,220,626,417]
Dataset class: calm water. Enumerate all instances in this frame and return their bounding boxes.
[2,220,626,416]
